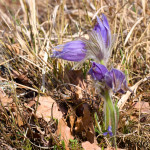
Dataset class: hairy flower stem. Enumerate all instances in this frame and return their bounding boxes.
[104,100,110,130]
[104,91,116,135]
[99,60,110,130]
[104,90,117,146]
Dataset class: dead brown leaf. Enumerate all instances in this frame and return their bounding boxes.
[16,114,24,127]
[57,118,74,150]
[0,87,13,108]
[24,100,35,108]
[0,88,24,126]
[64,69,84,86]
[130,115,138,122]
[11,69,31,86]
[64,69,84,100]
[75,116,84,133]
[75,104,95,143]
[82,141,101,150]
[0,87,6,97]
[118,77,148,110]
[133,101,150,114]
[68,109,76,133]
[36,96,63,122]
[82,104,95,143]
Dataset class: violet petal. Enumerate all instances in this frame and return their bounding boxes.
[105,68,130,93]
[88,62,108,81]
[109,131,113,137]
[107,125,112,132]
[93,14,111,48]
[104,71,113,89]
[102,14,110,30]
[103,126,113,137]
[94,16,107,45]
[103,132,108,136]
[107,126,113,137]
[51,40,87,62]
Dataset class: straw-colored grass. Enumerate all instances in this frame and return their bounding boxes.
[0,0,150,149]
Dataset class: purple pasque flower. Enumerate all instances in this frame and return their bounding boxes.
[88,62,108,81]
[82,14,116,65]
[51,40,87,62]
[103,126,113,137]
[93,14,111,48]
[89,62,131,93]
[104,68,131,94]
[51,14,115,65]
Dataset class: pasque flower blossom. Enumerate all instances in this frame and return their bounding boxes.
[51,40,87,62]
[88,62,132,141]
[88,62,108,81]
[104,68,132,93]
[93,14,111,48]
[88,62,131,94]
[51,14,115,65]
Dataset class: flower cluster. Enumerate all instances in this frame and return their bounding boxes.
[89,62,132,94]
[51,14,130,94]
[51,14,131,139]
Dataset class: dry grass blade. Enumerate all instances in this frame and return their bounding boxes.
[27,0,38,53]
[124,17,143,46]
[0,9,12,29]
[16,32,31,56]
[117,76,149,110]
[0,77,38,92]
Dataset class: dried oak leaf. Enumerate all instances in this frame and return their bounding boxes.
[0,87,13,108]
[75,104,95,143]
[12,69,31,86]
[82,104,95,143]
[15,113,24,127]
[133,101,150,114]
[57,118,74,150]
[64,69,84,86]
[0,88,24,126]
[68,109,76,133]
[75,116,84,133]
[64,69,88,99]
[36,96,63,122]
[82,141,101,150]
[24,100,35,108]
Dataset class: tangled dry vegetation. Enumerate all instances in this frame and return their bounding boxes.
[0,0,150,149]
